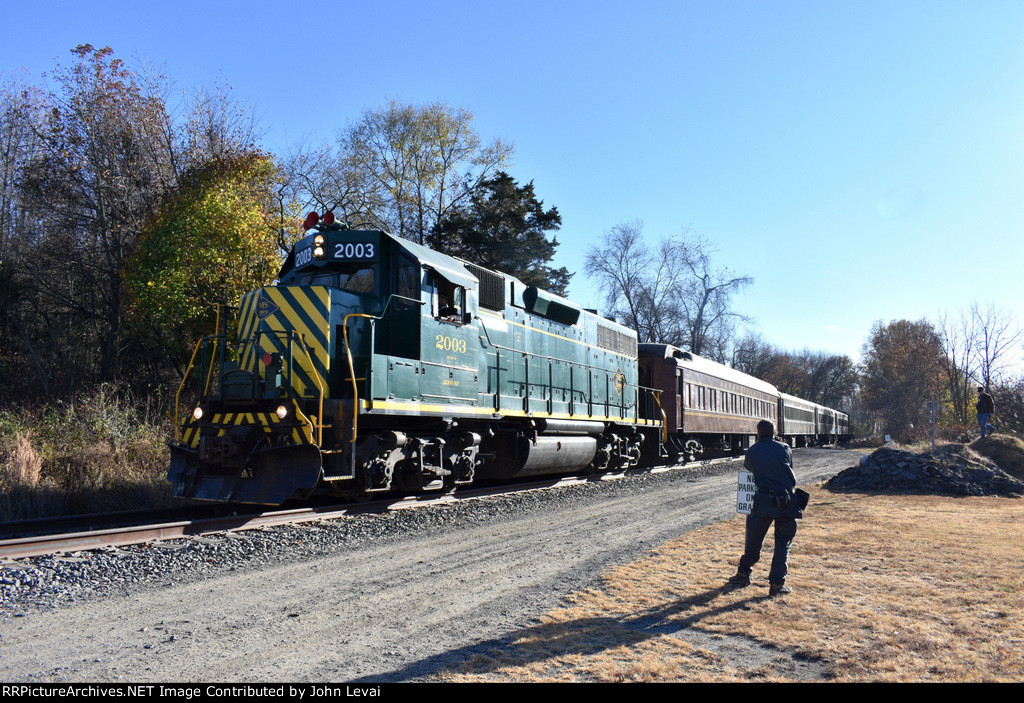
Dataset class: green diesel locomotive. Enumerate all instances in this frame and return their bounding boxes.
[169,215,665,504]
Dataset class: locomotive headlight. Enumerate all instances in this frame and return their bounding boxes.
[275,404,289,420]
[192,406,204,420]
[311,234,327,260]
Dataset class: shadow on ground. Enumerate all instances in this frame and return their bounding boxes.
[351,584,830,683]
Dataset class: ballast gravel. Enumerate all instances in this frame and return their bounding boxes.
[1,462,734,618]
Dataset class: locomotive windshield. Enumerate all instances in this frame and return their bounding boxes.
[292,264,375,294]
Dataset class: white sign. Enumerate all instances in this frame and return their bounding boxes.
[737,470,756,514]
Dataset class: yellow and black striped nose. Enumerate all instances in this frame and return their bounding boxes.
[237,286,331,398]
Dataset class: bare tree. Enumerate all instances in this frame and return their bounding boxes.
[17,45,179,386]
[0,72,48,399]
[802,350,857,409]
[936,307,978,421]
[731,333,779,379]
[972,301,1022,388]
[585,222,751,360]
[584,221,684,343]
[287,100,514,244]
[0,71,45,250]
[732,333,856,408]
[677,234,752,360]
[180,81,262,167]
[279,139,384,237]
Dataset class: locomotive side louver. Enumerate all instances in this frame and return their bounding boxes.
[465,263,505,311]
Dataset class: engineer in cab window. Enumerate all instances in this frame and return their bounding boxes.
[438,289,463,323]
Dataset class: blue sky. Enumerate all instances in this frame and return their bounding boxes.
[3,0,1022,364]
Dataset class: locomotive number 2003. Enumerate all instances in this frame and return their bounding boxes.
[333,242,375,260]
[435,335,467,353]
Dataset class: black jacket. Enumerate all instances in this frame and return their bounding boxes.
[977,392,995,414]
[744,437,796,496]
[745,437,801,518]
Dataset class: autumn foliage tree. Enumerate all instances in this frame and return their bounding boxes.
[126,153,293,376]
[860,319,947,441]
[0,45,274,402]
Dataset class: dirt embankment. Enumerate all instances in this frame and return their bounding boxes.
[826,434,1024,496]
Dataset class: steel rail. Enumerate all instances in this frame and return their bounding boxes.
[0,456,740,561]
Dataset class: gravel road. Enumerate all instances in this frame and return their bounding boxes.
[0,447,857,682]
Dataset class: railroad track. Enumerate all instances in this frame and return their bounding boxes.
[0,457,739,560]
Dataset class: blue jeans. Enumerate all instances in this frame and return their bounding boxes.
[979,412,993,438]
[738,515,798,585]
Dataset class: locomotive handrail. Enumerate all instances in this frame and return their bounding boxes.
[340,294,425,445]
[342,313,374,444]
[651,388,669,442]
[173,333,224,442]
[474,317,642,380]
[379,294,426,317]
[176,323,326,443]
[291,331,325,446]
[173,338,205,441]
[203,304,225,398]
[419,359,478,372]
[475,316,645,415]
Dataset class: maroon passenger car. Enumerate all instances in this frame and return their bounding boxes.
[639,344,780,460]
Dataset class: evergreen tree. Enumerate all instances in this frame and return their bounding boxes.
[430,172,570,296]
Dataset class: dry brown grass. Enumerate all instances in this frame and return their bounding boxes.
[972,434,1024,480]
[10,433,42,487]
[440,487,1024,682]
[0,389,177,520]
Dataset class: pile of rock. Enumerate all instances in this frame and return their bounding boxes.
[826,444,1024,497]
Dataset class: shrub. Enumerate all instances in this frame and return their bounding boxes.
[0,385,179,520]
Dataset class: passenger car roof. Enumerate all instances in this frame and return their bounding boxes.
[640,343,779,396]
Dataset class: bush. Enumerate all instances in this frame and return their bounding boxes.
[0,385,179,520]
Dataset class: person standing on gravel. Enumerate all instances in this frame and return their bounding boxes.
[728,419,802,597]
[977,387,995,438]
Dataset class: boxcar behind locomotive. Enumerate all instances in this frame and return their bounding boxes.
[169,218,662,504]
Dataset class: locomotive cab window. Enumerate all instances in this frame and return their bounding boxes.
[432,275,466,324]
[393,255,420,309]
